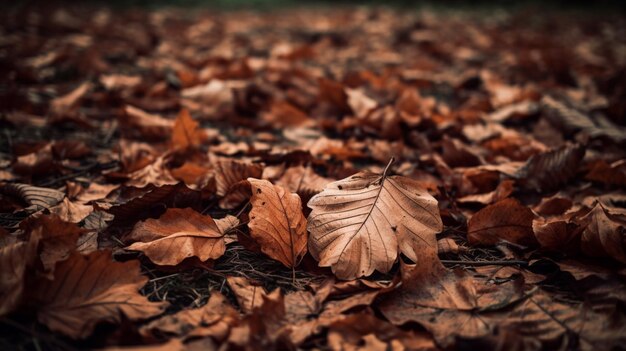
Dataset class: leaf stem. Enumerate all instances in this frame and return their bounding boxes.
[382,157,395,180]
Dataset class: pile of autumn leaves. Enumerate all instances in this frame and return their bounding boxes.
[2,105,625,349]
[0,108,436,345]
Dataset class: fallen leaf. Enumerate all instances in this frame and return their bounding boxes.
[34,250,166,339]
[142,292,238,340]
[247,178,308,268]
[346,88,377,119]
[0,183,64,211]
[276,165,333,202]
[226,276,267,314]
[170,109,205,150]
[586,159,626,186]
[578,203,626,263]
[503,291,626,350]
[379,259,525,347]
[214,159,263,197]
[307,163,443,279]
[468,198,537,246]
[50,197,93,223]
[515,143,585,192]
[127,208,225,266]
[121,105,174,140]
[0,238,38,316]
[50,82,92,116]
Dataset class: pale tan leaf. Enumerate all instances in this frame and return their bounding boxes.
[127,208,225,265]
[215,215,240,244]
[35,251,166,339]
[307,168,442,279]
[50,82,92,116]
[247,178,307,268]
[50,197,93,223]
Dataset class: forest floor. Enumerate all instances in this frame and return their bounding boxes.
[1,4,626,351]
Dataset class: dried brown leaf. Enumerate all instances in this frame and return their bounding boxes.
[127,208,225,265]
[247,178,307,268]
[307,166,442,279]
[34,251,166,339]
[468,198,537,246]
[515,143,585,192]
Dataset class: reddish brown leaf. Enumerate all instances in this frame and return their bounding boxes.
[579,203,626,263]
[170,109,205,150]
[515,143,585,192]
[34,251,166,339]
[468,198,537,246]
[247,178,307,268]
[127,208,225,265]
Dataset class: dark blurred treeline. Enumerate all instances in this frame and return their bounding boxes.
[4,0,626,10]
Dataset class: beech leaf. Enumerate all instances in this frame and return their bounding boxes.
[468,198,537,246]
[307,161,443,279]
[247,178,308,268]
[127,208,225,265]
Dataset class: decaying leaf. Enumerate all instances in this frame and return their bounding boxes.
[34,250,166,339]
[247,178,308,268]
[307,163,443,279]
[142,292,239,340]
[379,259,526,347]
[468,198,537,246]
[515,144,585,192]
[0,237,38,316]
[226,276,267,314]
[0,183,65,211]
[127,208,225,265]
[578,203,626,263]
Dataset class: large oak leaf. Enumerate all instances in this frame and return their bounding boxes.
[307,169,442,279]
[247,178,308,268]
[34,251,166,339]
[127,208,225,266]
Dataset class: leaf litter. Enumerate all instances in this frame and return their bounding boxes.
[1,3,626,351]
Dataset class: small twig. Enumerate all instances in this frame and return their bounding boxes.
[234,200,251,219]
[440,259,528,267]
